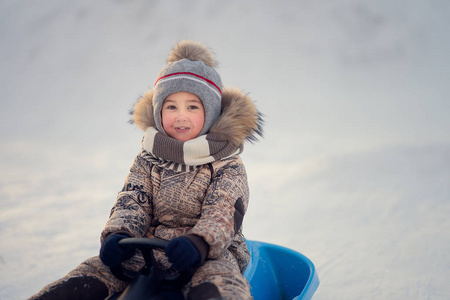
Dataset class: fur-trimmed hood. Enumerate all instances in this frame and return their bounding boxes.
[130,40,262,148]
[131,86,263,148]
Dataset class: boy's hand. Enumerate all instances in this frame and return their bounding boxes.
[100,234,135,267]
[165,236,200,272]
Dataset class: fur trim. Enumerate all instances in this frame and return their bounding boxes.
[130,87,263,147]
[210,87,263,147]
[167,40,216,67]
[131,89,155,131]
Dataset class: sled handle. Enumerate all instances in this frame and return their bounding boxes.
[111,238,170,282]
[118,238,169,251]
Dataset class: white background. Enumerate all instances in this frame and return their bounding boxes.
[1,1,449,299]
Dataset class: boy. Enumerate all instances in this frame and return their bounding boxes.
[29,40,263,300]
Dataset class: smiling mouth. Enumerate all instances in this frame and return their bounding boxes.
[175,126,190,131]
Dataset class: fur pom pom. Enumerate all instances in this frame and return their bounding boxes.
[167,40,216,67]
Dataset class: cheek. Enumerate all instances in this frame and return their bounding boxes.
[194,114,205,127]
[161,112,173,129]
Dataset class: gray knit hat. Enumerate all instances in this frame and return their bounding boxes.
[153,41,223,136]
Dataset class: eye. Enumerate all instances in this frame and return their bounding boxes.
[164,105,176,110]
[188,105,199,110]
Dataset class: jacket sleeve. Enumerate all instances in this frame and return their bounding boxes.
[188,157,249,259]
[101,154,153,242]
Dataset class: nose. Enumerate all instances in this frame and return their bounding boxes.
[175,110,187,121]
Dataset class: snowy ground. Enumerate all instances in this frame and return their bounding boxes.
[1,1,450,299]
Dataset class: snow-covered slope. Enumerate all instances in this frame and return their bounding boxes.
[1,1,449,299]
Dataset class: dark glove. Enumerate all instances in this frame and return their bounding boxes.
[100,234,135,267]
[165,236,200,272]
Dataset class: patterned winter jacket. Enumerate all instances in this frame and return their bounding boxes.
[101,87,263,273]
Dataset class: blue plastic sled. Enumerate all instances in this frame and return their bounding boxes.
[244,241,319,300]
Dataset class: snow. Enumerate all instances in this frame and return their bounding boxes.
[1,1,450,299]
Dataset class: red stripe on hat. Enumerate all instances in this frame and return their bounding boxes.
[155,72,222,94]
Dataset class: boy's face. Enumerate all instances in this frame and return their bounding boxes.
[161,91,205,141]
